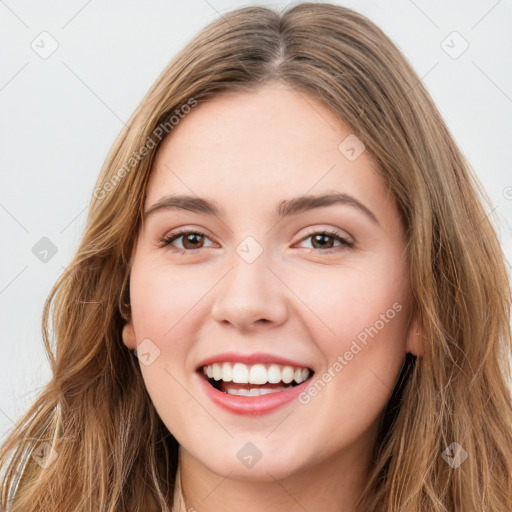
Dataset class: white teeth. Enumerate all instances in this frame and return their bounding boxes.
[232,362,249,383]
[212,363,222,381]
[226,386,293,396]
[281,366,294,384]
[249,364,267,385]
[221,362,233,382]
[201,361,311,386]
[267,364,282,383]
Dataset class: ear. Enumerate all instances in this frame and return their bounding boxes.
[122,318,137,350]
[120,268,136,350]
[405,312,427,357]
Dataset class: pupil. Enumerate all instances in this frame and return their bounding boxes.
[313,234,333,249]
[185,233,202,249]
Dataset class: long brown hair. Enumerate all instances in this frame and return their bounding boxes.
[1,3,511,510]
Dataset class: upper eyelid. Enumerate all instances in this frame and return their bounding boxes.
[163,228,216,243]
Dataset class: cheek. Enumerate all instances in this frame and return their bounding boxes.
[127,261,207,431]
[128,259,218,400]
[290,253,409,353]
[293,254,410,418]
[129,258,211,343]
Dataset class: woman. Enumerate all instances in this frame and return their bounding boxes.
[1,2,511,511]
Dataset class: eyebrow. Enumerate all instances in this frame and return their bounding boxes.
[143,192,380,226]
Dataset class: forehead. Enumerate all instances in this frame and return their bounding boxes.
[146,82,396,230]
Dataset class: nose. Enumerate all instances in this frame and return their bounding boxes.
[210,247,289,332]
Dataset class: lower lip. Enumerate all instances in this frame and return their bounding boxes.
[197,373,311,415]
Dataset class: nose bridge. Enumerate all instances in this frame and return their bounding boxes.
[210,234,288,328]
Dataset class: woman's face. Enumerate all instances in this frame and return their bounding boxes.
[123,81,421,486]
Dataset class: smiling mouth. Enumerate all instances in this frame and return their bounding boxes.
[199,362,314,396]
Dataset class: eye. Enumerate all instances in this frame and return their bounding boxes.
[161,230,215,254]
[295,229,354,252]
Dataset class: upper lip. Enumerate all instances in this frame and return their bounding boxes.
[196,352,313,371]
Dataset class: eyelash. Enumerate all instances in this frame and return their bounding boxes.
[160,228,354,255]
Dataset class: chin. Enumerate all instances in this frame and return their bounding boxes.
[186,440,309,482]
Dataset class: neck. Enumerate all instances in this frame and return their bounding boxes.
[176,425,377,512]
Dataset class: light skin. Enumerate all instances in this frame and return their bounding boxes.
[122,80,425,511]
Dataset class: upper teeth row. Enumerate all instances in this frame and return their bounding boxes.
[202,362,311,385]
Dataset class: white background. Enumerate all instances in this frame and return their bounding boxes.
[1,0,511,442]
